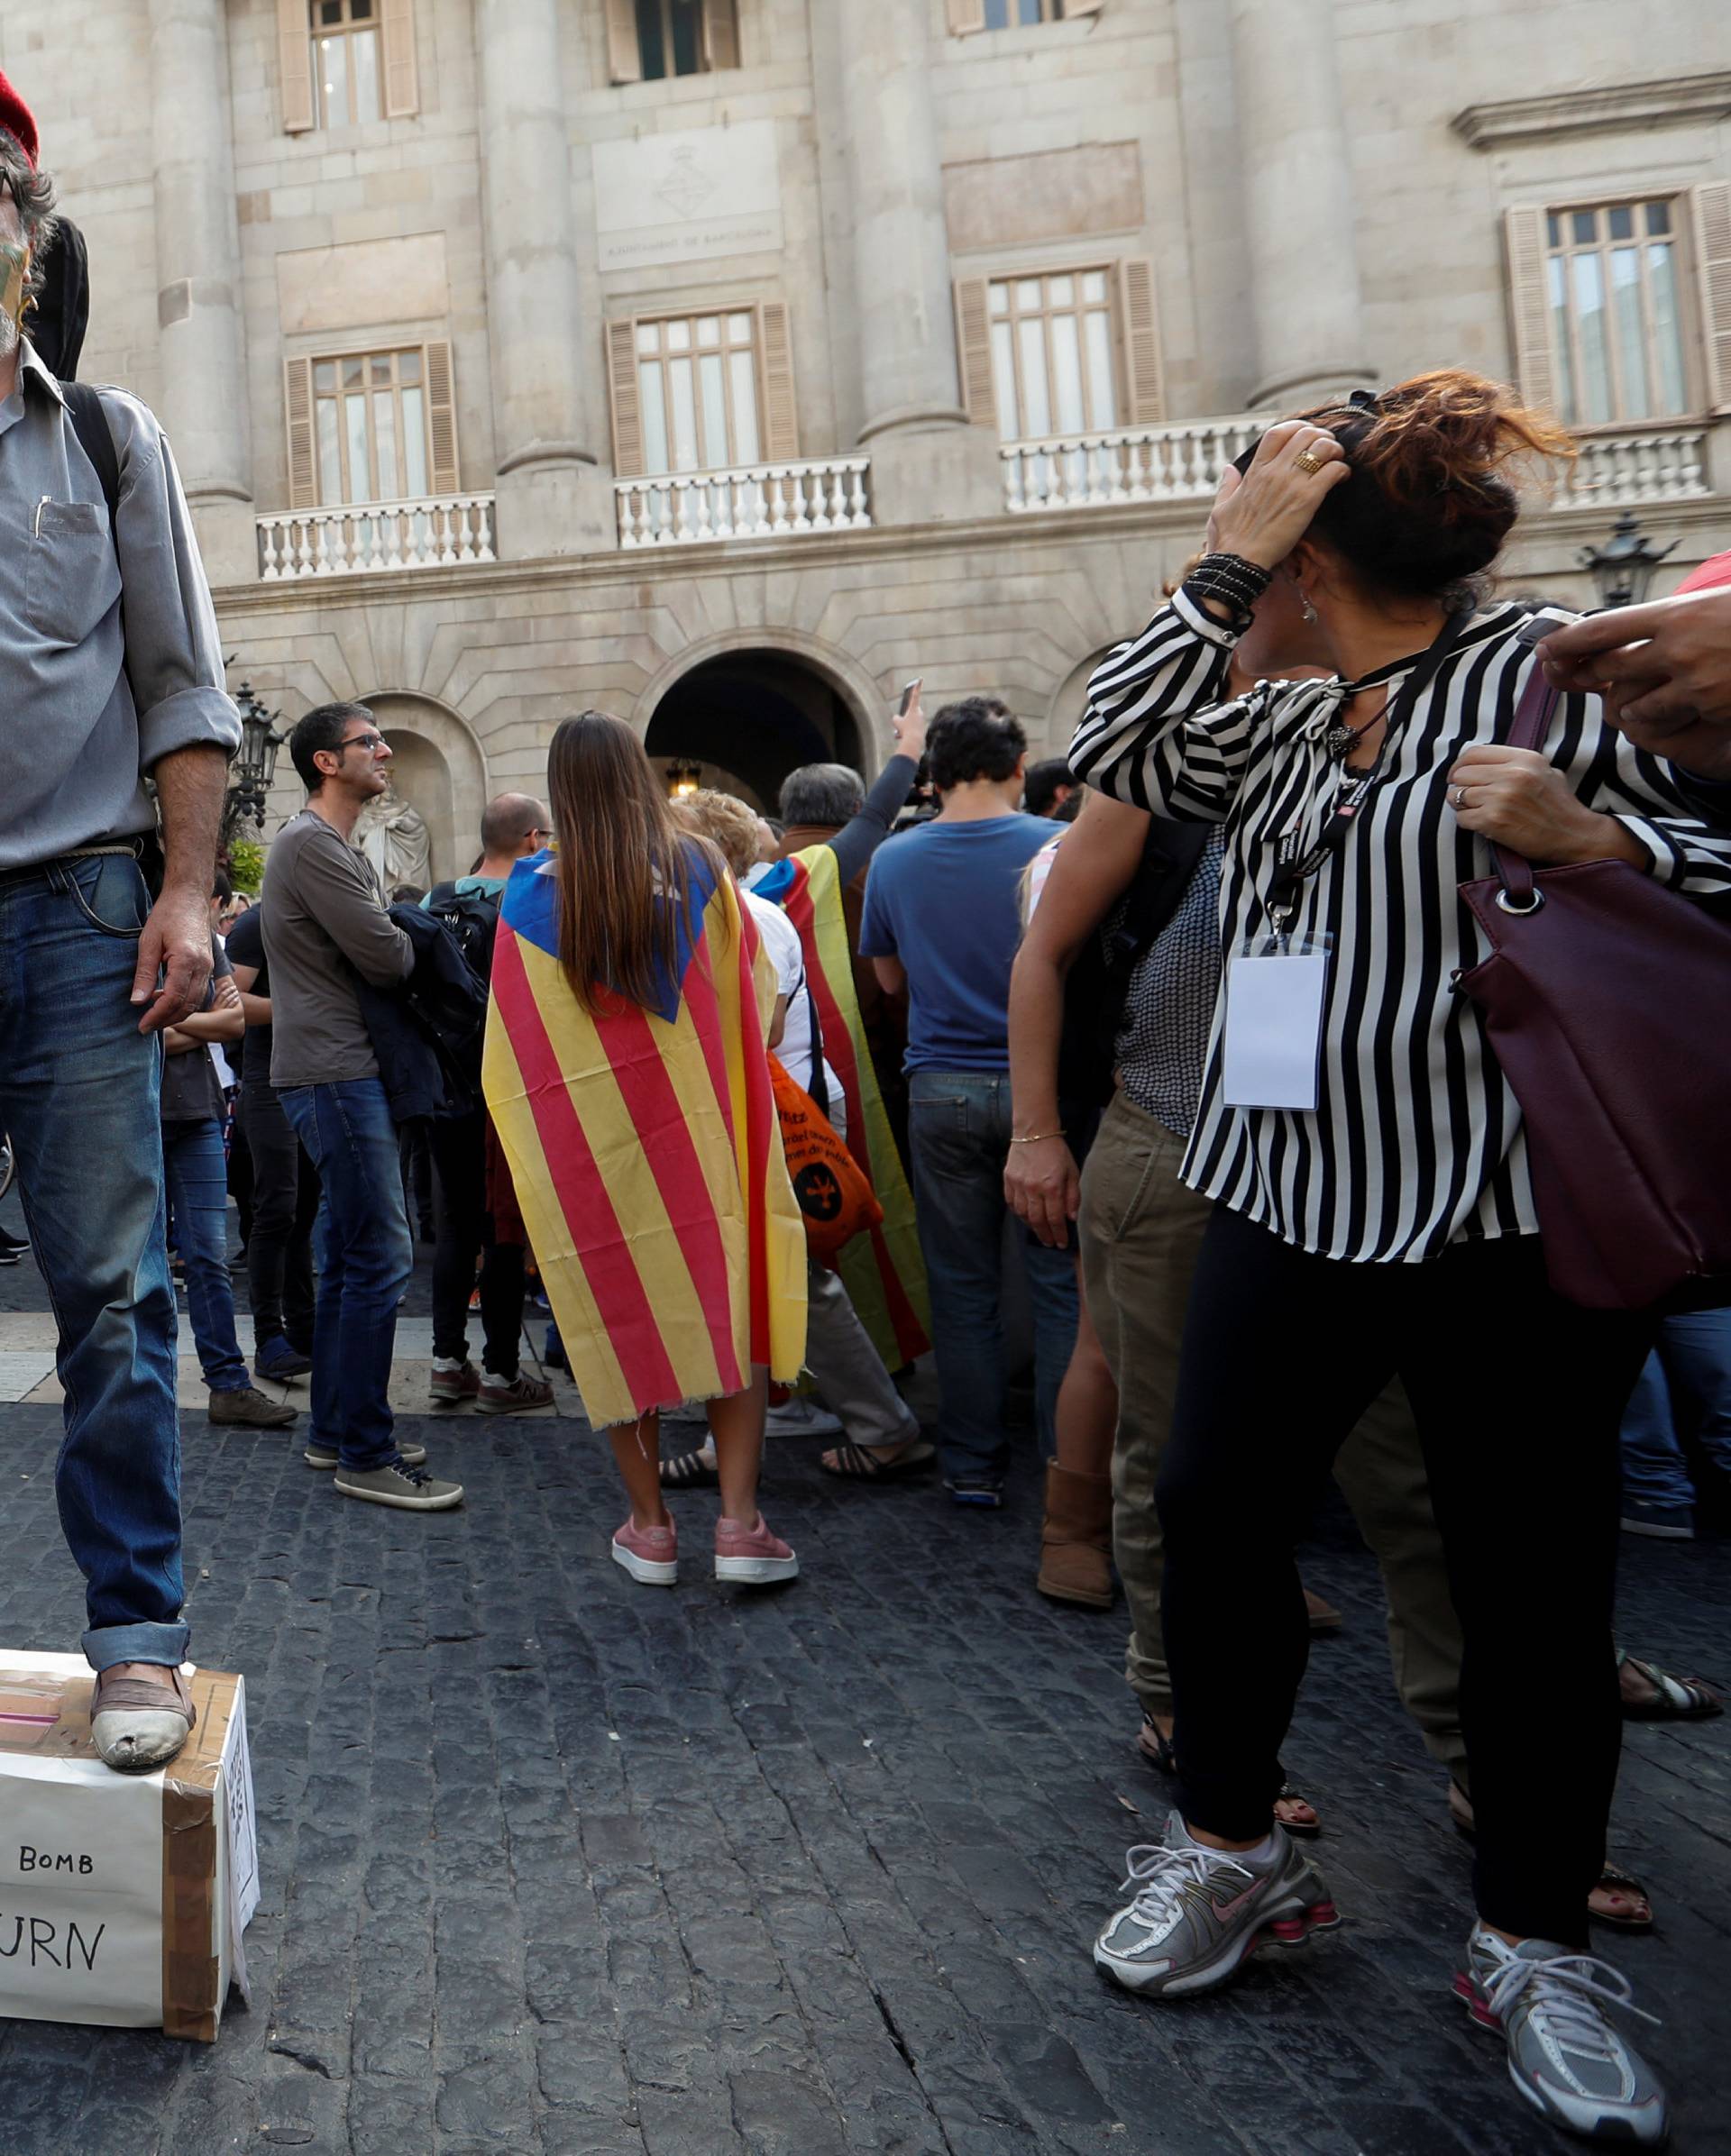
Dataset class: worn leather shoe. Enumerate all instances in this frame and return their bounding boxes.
[91,1666,197,1774]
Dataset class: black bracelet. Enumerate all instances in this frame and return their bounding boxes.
[1186,552,1273,614]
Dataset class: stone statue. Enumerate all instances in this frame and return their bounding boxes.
[353,776,432,894]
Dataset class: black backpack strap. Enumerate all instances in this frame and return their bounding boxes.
[1107,821,1212,974]
[60,380,121,536]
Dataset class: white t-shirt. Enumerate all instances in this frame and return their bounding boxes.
[744,887,840,1107]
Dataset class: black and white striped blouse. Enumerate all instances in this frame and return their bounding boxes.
[1069,590,1731,1265]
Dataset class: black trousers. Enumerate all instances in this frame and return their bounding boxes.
[428,1110,526,1379]
[237,1079,319,1350]
[1159,1205,1653,1949]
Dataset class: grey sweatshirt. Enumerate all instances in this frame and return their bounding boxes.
[261,810,413,1088]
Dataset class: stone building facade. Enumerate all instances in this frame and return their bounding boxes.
[11,0,1731,875]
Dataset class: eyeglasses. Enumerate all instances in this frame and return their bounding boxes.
[339,730,387,754]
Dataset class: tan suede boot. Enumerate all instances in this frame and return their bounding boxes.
[1036,1463,1116,1610]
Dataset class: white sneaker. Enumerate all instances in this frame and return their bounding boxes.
[765,1395,844,1439]
[1456,1925,1669,2145]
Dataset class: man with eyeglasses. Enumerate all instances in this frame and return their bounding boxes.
[420,794,555,1415]
[0,70,243,1771]
[261,703,463,1512]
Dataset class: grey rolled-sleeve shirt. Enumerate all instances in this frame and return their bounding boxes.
[0,340,240,871]
[261,811,415,1088]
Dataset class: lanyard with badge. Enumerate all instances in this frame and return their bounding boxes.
[1221,608,1473,1112]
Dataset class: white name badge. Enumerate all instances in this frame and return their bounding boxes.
[1222,942,1330,1111]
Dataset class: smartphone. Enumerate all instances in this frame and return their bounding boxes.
[898,679,922,716]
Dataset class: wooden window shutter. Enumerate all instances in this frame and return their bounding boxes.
[1502,206,1558,416]
[606,0,644,84]
[607,316,646,477]
[279,0,315,134]
[947,0,987,35]
[424,339,460,493]
[381,0,421,118]
[1116,257,1166,425]
[953,275,997,428]
[702,0,740,72]
[284,357,318,508]
[759,302,800,460]
[1690,181,1731,412]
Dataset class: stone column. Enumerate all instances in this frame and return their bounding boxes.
[829,0,1000,525]
[1227,0,1377,410]
[147,0,255,584]
[474,0,610,557]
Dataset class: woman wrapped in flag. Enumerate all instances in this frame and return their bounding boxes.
[482,711,808,1588]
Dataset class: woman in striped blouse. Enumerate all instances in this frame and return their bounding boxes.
[1074,372,1727,2146]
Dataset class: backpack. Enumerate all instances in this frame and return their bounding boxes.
[1056,821,1212,1110]
[424,880,502,989]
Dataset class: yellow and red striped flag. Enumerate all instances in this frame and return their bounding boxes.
[752,844,930,1368]
[483,846,807,1430]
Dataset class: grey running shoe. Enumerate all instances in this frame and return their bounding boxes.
[334,1461,464,1511]
[476,1371,555,1413]
[208,1384,297,1429]
[1094,1812,1340,1997]
[1456,1926,1668,2145]
[305,1438,426,1469]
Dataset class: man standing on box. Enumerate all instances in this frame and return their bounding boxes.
[0,74,241,1768]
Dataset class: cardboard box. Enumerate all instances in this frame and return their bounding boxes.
[0,1652,258,2041]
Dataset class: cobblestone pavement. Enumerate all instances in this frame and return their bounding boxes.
[0,1375,1726,2155]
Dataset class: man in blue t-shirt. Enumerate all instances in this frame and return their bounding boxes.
[860,699,1079,1503]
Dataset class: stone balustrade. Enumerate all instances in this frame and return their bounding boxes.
[1553,427,1710,509]
[257,495,498,579]
[615,457,872,548]
[1001,417,1263,513]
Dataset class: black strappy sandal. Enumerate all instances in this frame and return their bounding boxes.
[1618,1652,1724,1721]
[1448,1781,1653,1931]
[819,1439,935,1482]
[659,1448,718,1489]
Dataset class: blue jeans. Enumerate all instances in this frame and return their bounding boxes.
[161,1114,249,1393]
[0,852,187,1670]
[279,1078,412,1470]
[1619,1313,1731,1508]
[906,1068,1080,1481]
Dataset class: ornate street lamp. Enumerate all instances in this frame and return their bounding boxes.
[222,679,287,842]
[665,757,702,800]
[1579,511,1677,611]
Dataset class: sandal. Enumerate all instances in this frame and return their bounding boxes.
[1448,1783,1654,1931]
[1618,1652,1725,1721]
[659,1448,718,1489]
[1137,1715,1176,1775]
[820,1439,936,1481]
[1275,1782,1321,1838]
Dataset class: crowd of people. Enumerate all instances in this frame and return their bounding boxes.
[3,54,1730,2146]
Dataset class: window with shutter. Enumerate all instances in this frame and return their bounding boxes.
[606,317,646,477]
[622,308,769,473]
[293,344,451,504]
[619,0,740,81]
[605,0,643,84]
[284,356,318,507]
[1691,181,1731,413]
[980,265,1122,441]
[1115,257,1165,425]
[758,302,799,460]
[380,0,420,119]
[947,0,988,33]
[279,0,316,132]
[308,0,384,129]
[1516,197,1694,427]
[953,276,997,427]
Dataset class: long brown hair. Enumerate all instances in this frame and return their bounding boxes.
[545,711,712,1015]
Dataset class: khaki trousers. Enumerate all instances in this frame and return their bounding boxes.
[1078,1090,1468,1783]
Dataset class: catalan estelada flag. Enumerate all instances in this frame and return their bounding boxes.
[483,845,808,1430]
[751,844,930,1368]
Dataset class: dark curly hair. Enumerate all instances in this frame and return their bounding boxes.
[0,136,59,315]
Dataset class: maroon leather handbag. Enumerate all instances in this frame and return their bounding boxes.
[1455,660,1731,1309]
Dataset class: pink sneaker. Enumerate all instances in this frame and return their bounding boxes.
[714,1514,799,1585]
[611,1517,678,1586]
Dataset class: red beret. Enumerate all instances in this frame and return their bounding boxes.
[0,68,38,172]
[1674,550,1731,598]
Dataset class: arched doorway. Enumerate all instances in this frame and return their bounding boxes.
[644,651,867,815]
[359,691,489,884]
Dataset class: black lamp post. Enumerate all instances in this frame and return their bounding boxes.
[222,680,286,844]
[1579,511,1677,611]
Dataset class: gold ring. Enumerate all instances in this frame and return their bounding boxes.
[1293,449,1327,475]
